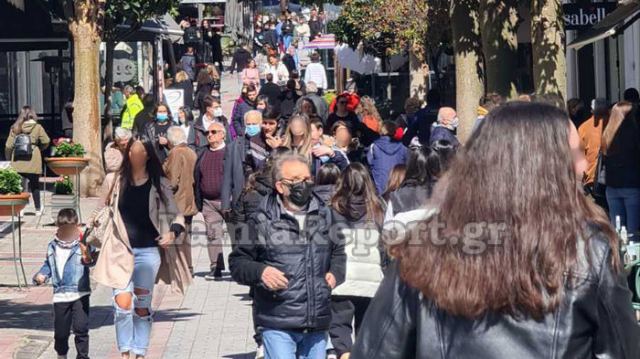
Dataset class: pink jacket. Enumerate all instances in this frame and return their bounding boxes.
[241,68,260,86]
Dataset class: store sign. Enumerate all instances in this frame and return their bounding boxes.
[563,3,616,30]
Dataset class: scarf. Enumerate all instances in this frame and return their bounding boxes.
[55,235,79,249]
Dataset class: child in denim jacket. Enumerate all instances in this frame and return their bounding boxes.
[34,208,96,359]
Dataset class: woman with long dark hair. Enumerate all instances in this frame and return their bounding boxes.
[141,103,173,163]
[352,102,640,358]
[5,106,50,214]
[95,136,190,359]
[329,163,386,359]
[601,101,640,237]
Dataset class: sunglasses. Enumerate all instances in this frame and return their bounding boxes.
[207,130,222,135]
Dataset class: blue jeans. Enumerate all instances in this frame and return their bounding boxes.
[113,247,161,356]
[606,187,640,237]
[262,328,327,359]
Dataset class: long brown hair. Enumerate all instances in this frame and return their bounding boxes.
[282,114,313,159]
[11,106,37,134]
[382,164,406,201]
[390,102,617,320]
[331,163,384,225]
[601,101,633,155]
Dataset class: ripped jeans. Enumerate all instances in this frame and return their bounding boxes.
[113,247,161,356]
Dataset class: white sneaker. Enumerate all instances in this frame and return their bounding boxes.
[35,208,44,216]
[255,345,264,359]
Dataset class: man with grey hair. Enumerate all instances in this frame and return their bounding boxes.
[194,122,228,280]
[229,153,345,358]
[163,126,198,275]
[295,81,329,122]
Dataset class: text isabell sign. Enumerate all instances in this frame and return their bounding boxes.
[563,3,616,31]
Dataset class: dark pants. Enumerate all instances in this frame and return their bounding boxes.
[54,295,90,358]
[329,295,371,357]
[606,186,640,238]
[19,173,41,210]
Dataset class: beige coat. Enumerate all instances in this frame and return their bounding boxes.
[93,175,192,294]
[103,142,124,173]
[5,120,50,174]
[163,144,198,217]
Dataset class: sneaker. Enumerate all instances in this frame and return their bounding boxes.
[255,345,264,359]
[34,208,44,216]
[204,268,222,281]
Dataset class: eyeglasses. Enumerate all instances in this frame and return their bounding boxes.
[207,130,221,135]
[281,178,312,186]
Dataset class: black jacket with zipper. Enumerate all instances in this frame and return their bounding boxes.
[229,193,346,331]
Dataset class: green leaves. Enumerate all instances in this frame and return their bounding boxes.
[0,168,23,195]
[104,0,180,35]
[54,176,75,195]
[51,142,86,158]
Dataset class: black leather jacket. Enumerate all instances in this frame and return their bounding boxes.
[352,230,640,358]
[229,193,346,331]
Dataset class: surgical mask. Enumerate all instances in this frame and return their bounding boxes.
[245,124,261,137]
[156,113,169,122]
[286,181,313,207]
[213,108,223,118]
[450,116,459,129]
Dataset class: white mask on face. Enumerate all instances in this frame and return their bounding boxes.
[214,108,223,118]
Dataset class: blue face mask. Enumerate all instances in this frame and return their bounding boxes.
[245,124,261,137]
[156,113,169,122]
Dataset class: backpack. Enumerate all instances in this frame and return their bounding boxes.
[184,26,200,44]
[13,133,33,160]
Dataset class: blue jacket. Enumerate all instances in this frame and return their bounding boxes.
[430,125,460,147]
[368,136,408,194]
[35,240,95,294]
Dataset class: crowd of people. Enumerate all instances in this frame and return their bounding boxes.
[6,26,640,357]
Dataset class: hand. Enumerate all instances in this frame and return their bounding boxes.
[266,135,283,149]
[34,273,46,285]
[261,266,289,291]
[312,145,334,158]
[325,272,336,289]
[79,242,92,263]
[158,232,176,248]
[158,136,168,146]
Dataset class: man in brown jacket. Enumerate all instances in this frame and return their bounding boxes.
[164,126,198,274]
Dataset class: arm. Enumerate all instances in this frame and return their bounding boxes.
[351,262,418,358]
[4,131,15,159]
[321,65,328,89]
[229,217,268,286]
[593,246,640,357]
[187,125,197,152]
[402,120,418,147]
[329,148,349,171]
[33,255,52,284]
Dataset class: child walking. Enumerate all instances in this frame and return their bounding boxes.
[33,208,96,359]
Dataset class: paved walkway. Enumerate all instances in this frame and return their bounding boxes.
[0,75,257,358]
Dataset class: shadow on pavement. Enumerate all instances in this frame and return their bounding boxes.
[223,352,257,359]
[0,300,202,330]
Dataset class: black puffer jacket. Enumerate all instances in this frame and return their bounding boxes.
[229,193,346,331]
[351,228,640,359]
[389,183,432,216]
[313,184,335,206]
[231,171,272,225]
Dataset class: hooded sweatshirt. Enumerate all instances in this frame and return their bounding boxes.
[367,136,408,194]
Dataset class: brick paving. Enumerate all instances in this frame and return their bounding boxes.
[0,75,257,359]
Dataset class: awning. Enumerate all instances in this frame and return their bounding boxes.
[568,0,640,50]
[304,34,336,50]
[115,14,184,43]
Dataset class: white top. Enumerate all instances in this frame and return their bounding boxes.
[266,63,290,86]
[53,245,90,303]
[304,62,327,90]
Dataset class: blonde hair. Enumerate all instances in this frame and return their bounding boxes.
[175,71,190,83]
[12,106,38,134]
[207,64,220,80]
[602,101,633,155]
[282,114,313,159]
[357,96,382,121]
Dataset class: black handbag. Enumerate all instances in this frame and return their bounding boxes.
[593,151,606,198]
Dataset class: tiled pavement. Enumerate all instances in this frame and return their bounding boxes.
[0,75,257,358]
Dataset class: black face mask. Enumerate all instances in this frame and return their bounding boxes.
[286,181,313,207]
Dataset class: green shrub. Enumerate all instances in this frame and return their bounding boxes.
[0,168,23,194]
[54,176,74,195]
[52,142,85,157]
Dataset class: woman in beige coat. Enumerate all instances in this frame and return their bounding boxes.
[95,136,191,359]
[4,106,50,214]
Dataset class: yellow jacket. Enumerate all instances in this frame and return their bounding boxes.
[121,94,143,129]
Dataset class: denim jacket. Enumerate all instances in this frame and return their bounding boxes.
[34,240,96,294]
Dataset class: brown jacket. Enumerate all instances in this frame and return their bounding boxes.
[163,144,198,217]
[93,175,192,294]
[5,120,50,174]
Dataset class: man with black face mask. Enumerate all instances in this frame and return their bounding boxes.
[229,153,346,359]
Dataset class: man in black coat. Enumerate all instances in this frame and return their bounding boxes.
[258,73,282,108]
[229,153,346,358]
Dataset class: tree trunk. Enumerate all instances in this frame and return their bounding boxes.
[451,0,485,143]
[70,21,104,197]
[481,0,519,98]
[409,47,428,102]
[532,0,566,101]
[280,0,288,13]
[103,39,115,147]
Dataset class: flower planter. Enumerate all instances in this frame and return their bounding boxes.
[0,192,30,216]
[50,194,76,223]
[45,157,89,176]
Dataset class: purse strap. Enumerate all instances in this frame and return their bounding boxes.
[105,176,120,207]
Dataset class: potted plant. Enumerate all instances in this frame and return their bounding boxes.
[45,138,89,176]
[50,176,76,222]
[0,168,30,216]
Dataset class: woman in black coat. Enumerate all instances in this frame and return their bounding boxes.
[171,71,194,109]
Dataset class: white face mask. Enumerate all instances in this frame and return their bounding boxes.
[450,117,459,129]
[213,108,223,118]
